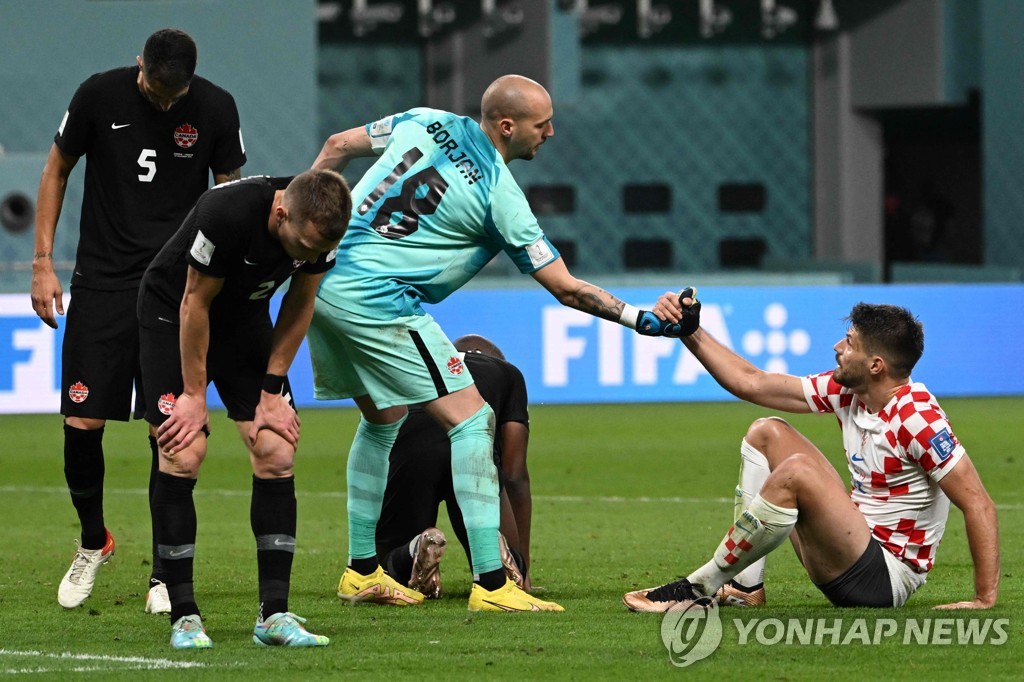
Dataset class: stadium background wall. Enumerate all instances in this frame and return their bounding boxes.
[1,284,1021,415]
[4,0,1024,288]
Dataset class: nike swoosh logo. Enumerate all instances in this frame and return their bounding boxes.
[157,316,174,324]
[243,258,258,265]
[851,453,865,462]
[168,549,191,557]
[482,599,539,612]
[273,538,295,547]
[111,123,131,129]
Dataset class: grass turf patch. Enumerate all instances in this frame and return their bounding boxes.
[0,398,1020,678]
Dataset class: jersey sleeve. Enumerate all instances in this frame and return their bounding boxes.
[497,361,530,428]
[185,199,236,278]
[801,371,853,414]
[208,90,247,174]
[54,76,97,157]
[486,167,560,273]
[364,111,415,154]
[898,403,965,482]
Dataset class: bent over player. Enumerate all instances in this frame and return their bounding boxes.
[137,170,350,648]
[624,296,999,612]
[376,335,534,599]
[31,28,245,612]
[309,74,685,612]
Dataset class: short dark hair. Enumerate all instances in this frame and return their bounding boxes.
[454,334,505,361]
[284,169,352,241]
[846,303,924,378]
[143,29,197,89]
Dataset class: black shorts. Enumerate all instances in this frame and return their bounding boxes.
[139,317,292,426]
[61,286,144,421]
[816,538,894,608]
[376,413,470,561]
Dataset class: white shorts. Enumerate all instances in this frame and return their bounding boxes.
[882,548,928,607]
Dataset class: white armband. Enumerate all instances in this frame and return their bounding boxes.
[618,303,640,329]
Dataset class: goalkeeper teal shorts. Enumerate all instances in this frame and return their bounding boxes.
[307,295,474,409]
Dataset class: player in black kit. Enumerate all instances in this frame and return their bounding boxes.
[138,169,351,649]
[375,335,537,599]
[30,29,246,612]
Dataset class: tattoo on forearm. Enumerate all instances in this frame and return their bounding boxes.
[574,285,623,322]
[33,251,53,260]
[218,168,242,184]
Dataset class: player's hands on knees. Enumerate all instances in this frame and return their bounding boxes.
[30,268,64,329]
[158,393,209,454]
[249,392,301,448]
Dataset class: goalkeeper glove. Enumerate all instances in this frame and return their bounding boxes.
[631,287,701,338]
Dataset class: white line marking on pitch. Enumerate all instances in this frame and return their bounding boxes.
[0,649,204,672]
[1,485,1021,509]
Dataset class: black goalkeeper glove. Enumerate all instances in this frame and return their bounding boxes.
[632,287,701,337]
[675,286,701,337]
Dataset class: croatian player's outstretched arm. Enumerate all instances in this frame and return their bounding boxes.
[679,325,810,413]
[247,271,325,447]
[30,144,79,329]
[158,267,224,454]
[934,455,1000,609]
[312,126,375,172]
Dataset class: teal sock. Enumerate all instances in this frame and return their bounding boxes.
[346,415,406,561]
[449,404,501,575]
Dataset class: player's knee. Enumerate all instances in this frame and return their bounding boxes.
[160,449,204,478]
[768,451,819,489]
[250,435,295,478]
[744,416,793,451]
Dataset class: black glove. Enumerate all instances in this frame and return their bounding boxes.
[634,287,700,337]
[676,286,701,337]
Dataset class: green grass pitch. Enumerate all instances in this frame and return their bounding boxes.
[1,398,1021,679]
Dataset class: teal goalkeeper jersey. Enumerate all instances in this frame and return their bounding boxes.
[317,108,560,319]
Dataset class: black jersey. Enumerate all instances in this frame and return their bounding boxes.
[56,66,246,290]
[138,176,336,328]
[397,352,530,468]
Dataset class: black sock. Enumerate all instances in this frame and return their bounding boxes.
[251,475,296,621]
[153,471,199,623]
[148,435,166,587]
[63,423,106,549]
[384,541,415,586]
[348,556,379,576]
[476,568,506,591]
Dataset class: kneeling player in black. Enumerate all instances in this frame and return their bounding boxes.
[375,335,535,600]
[137,169,350,649]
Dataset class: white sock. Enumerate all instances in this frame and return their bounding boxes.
[731,439,771,588]
[687,494,797,596]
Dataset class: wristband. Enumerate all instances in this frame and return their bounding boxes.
[262,373,286,395]
[618,303,641,329]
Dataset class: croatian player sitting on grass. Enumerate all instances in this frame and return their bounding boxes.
[623,290,999,612]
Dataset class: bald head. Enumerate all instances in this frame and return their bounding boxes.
[480,75,554,163]
[454,334,505,361]
[481,75,549,123]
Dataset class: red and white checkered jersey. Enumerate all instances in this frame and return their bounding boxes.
[802,371,964,573]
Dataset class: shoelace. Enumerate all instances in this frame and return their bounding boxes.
[646,579,697,603]
[66,549,93,584]
[263,613,309,643]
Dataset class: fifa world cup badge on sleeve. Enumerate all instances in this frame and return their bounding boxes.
[928,428,956,461]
